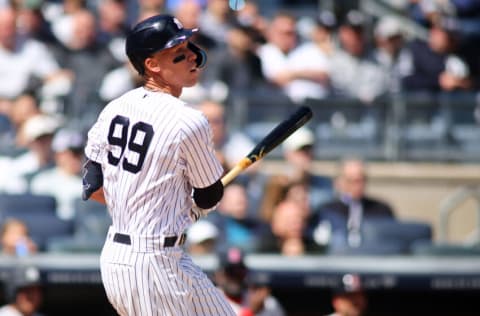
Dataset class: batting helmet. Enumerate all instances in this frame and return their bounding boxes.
[126,14,207,75]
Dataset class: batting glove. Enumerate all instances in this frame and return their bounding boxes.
[189,202,218,222]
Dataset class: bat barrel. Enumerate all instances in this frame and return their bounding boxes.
[247,106,313,159]
[221,105,313,186]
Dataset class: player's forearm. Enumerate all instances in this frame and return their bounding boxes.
[90,187,106,204]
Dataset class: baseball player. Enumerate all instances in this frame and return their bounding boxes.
[82,14,235,316]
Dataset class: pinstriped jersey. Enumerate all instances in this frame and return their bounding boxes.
[85,87,224,237]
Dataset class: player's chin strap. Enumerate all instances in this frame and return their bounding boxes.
[188,42,207,68]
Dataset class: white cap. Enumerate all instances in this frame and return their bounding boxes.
[375,16,404,39]
[22,114,61,143]
[52,128,85,153]
[282,127,315,152]
[187,220,219,244]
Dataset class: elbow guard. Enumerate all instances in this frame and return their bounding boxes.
[82,160,103,200]
[193,179,223,209]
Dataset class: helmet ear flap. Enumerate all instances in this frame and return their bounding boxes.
[131,56,146,75]
[187,42,207,68]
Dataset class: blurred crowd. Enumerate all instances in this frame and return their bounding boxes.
[0,0,479,133]
[0,0,472,257]
[1,0,478,314]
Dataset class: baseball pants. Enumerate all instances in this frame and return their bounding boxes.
[100,227,235,316]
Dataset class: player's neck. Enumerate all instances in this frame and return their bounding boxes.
[143,80,182,98]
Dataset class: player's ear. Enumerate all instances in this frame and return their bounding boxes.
[144,57,161,73]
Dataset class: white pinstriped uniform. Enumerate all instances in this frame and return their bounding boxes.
[85,87,235,316]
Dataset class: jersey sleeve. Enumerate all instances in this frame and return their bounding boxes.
[84,109,109,164]
[180,109,224,189]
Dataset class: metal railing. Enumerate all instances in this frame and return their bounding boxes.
[227,90,480,162]
[439,185,480,246]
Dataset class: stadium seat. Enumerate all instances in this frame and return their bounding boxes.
[239,89,296,159]
[305,97,387,160]
[0,193,73,251]
[46,198,110,253]
[72,198,111,238]
[398,92,450,161]
[8,213,74,251]
[0,193,57,219]
[361,219,433,255]
[448,93,480,161]
[0,114,11,135]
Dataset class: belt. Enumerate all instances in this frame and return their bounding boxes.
[113,233,187,247]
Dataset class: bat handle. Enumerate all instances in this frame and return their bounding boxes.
[221,158,252,186]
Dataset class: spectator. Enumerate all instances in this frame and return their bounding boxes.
[17,0,60,48]
[285,10,336,103]
[234,1,268,38]
[402,17,474,92]
[185,219,219,255]
[372,15,414,94]
[30,128,85,221]
[0,265,44,316]
[257,174,289,224]
[174,0,217,50]
[308,158,396,253]
[201,22,266,101]
[259,176,314,225]
[0,218,37,256]
[98,4,153,103]
[96,0,130,63]
[0,93,41,155]
[0,114,60,193]
[276,127,334,213]
[198,0,237,47]
[52,9,120,131]
[99,60,143,102]
[329,10,389,104]
[270,192,322,256]
[165,0,206,12]
[195,99,270,220]
[48,0,87,47]
[195,99,255,170]
[208,183,277,253]
[214,247,286,316]
[325,273,368,316]
[256,11,299,94]
[408,0,480,36]
[0,6,68,101]
[136,0,165,19]
[12,94,43,147]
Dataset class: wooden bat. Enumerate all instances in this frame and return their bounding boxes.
[221,105,313,186]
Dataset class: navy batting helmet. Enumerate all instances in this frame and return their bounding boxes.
[126,14,207,75]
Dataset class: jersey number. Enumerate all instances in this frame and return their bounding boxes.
[107,115,154,174]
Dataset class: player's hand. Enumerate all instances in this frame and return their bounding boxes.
[189,202,218,222]
[189,205,203,222]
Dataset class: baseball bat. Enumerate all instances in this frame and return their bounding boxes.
[221,105,313,186]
